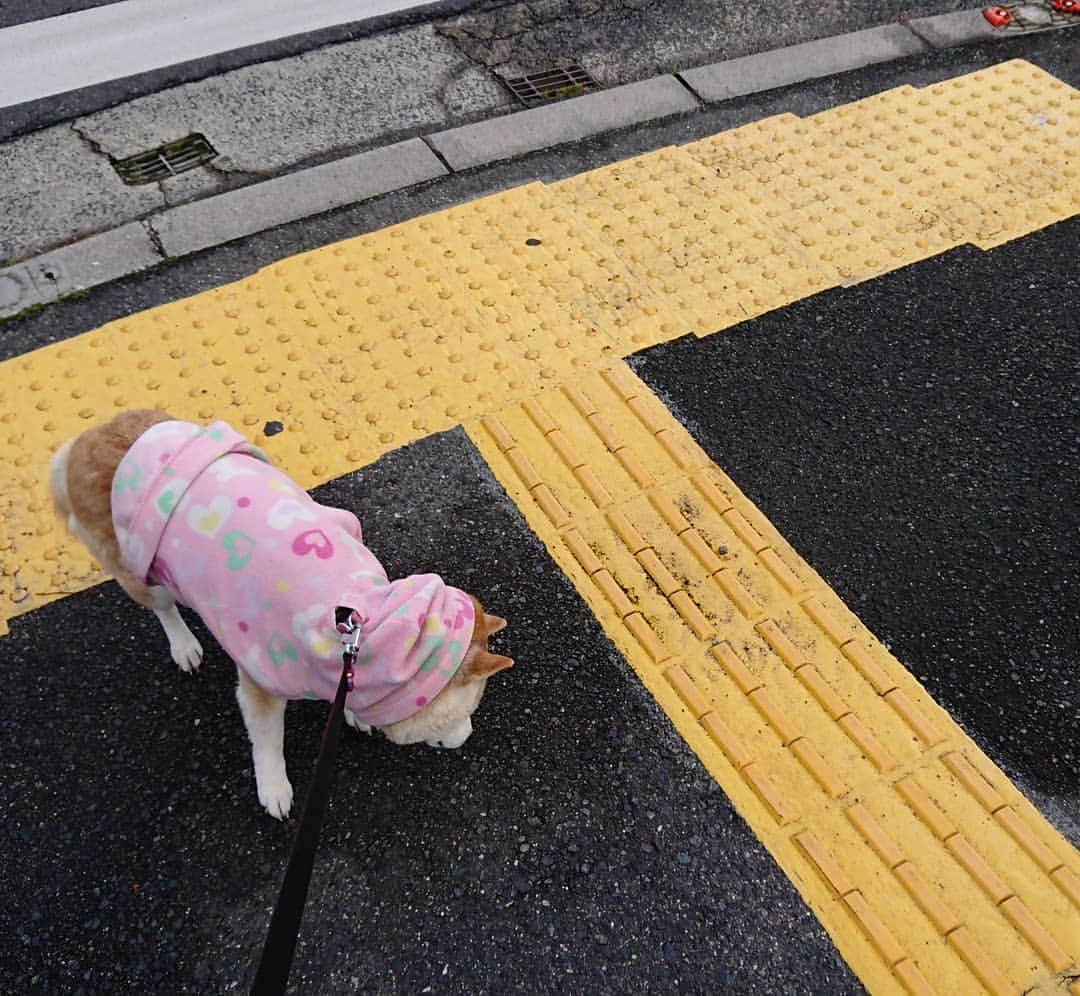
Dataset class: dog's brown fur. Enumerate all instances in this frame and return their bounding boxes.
[50,409,171,608]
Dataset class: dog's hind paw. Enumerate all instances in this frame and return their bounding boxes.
[259,777,294,820]
[344,709,372,735]
[171,633,203,673]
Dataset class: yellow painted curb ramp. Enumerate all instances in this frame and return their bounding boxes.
[2,60,1078,993]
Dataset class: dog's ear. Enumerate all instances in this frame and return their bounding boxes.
[464,650,514,679]
[483,613,507,635]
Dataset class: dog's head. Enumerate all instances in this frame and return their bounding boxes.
[378,594,512,749]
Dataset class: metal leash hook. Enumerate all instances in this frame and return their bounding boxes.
[335,607,367,692]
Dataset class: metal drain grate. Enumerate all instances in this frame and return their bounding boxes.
[111,133,217,185]
[504,65,599,107]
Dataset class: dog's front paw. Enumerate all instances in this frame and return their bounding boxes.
[344,709,372,735]
[170,632,204,673]
[258,776,294,820]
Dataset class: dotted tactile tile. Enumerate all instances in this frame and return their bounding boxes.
[678,61,1079,289]
[682,88,969,282]
[468,363,1080,996]
[551,143,829,336]
[550,62,1078,329]
[0,189,661,621]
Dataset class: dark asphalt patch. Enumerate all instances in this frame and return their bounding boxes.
[1,428,859,993]
[630,218,1079,842]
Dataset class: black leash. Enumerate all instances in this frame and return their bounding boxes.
[250,612,362,996]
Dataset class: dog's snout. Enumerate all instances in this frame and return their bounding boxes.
[428,716,472,750]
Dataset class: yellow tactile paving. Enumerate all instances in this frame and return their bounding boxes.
[1,59,1078,993]
[468,366,1080,995]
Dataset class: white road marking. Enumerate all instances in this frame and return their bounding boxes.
[0,0,434,110]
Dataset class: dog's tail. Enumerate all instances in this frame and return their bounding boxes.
[48,438,75,526]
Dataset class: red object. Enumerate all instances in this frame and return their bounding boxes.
[1052,0,1079,13]
[983,5,1013,25]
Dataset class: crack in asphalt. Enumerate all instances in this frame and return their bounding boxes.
[68,119,111,159]
[142,217,166,259]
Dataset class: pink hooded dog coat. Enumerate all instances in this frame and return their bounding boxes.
[111,420,474,725]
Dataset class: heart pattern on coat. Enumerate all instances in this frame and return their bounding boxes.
[291,603,338,658]
[291,529,334,560]
[222,529,256,571]
[268,497,317,531]
[187,495,231,537]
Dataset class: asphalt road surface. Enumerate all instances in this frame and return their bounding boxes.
[0,0,443,107]
[0,0,116,30]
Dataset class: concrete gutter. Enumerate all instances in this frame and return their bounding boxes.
[0,6,1071,322]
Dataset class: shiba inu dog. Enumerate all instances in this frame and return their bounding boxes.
[49,409,513,818]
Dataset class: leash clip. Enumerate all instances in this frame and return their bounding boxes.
[336,608,367,692]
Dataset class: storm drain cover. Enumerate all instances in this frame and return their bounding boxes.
[504,65,599,106]
[111,133,217,185]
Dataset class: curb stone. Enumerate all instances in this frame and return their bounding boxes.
[906,10,1000,48]
[678,24,927,102]
[427,75,699,171]
[37,222,162,296]
[909,7,1080,47]
[2,223,160,317]
[149,139,447,259]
